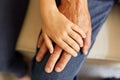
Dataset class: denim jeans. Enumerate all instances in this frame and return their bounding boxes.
[0,0,29,77]
[31,0,115,80]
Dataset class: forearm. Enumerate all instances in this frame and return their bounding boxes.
[63,0,88,10]
[58,0,91,55]
[39,0,58,23]
[59,0,90,25]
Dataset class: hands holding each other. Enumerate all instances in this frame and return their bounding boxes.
[36,0,92,73]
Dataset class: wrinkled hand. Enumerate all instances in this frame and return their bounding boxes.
[59,0,92,54]
[37,33,71,73]
[41,9,86,57]
[36,0,92,73]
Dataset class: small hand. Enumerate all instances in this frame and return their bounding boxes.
[41,10,86,57]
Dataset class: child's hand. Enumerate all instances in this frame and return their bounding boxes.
[41,10,86,57]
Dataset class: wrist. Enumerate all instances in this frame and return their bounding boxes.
[76,0,89,15]
[39,0,59,23]
[79,0,88,9]
[76,0,88,10]
[61,0,88,12]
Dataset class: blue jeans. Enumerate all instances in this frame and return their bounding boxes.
[0,0,29,77]
[31,0,116,80]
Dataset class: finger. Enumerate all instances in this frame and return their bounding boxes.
[57,39,78,57]
[44,34,54,53]
[36,41,48,62]
[82,32,91,55]
[37,33,44,48]
[69,30,83,47]
[55,52,71,72]
[71,25,86,38]
[45,45,62,73]
[63,35,80,52]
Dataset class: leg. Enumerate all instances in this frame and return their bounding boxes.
[0,0,29,78]
[31,0,114,80]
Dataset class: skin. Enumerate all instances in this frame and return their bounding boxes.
[37,0,92,73]
[39,0,86,57]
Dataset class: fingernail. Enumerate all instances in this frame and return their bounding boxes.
[84,51,88,55]
[74,53,78,57]
[45,67,52,73]
[36,57,41,62]
[55,67,62,72]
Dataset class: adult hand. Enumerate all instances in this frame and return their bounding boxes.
[36,0,92,73]
[59,0,92,54]
[37,34,71,73]
[41,7,86,57]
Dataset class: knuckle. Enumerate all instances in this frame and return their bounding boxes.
[61,43,68,51]
[64,37,69,43]
[74,34,79,40]
[71,42,79,51]
[79,39,83,46]
[63,52,69,56]
[62,32,68,39]
[63,45,68,51]
[54,36,59,41]
[76,45,80,52]
[86,41,90,47]
[55,37,61,44]
[67,27,72,33]
[71,42,76,47]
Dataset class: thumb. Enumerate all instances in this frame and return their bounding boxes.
[44,33,54,54]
